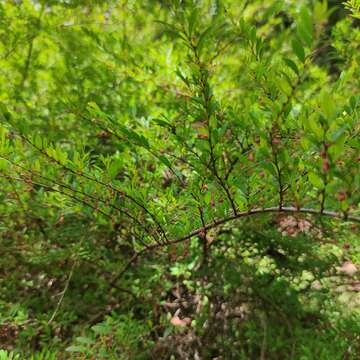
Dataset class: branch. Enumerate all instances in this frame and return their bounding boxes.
[98,204,360,325]
[157,206,360,248]
[1,155,143,228]
[17,132,168,242]
[48,259,77,324]
[108,205,360,285]
[0,174,113,220]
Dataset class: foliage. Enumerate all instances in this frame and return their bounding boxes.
[344,0,360,18]
[0,0,359,358]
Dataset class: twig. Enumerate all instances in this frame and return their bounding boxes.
[0,173,113,219]
[260,312,267,360]
[107,205,360,287]
[16,131,168,243]
[48,260,77,324]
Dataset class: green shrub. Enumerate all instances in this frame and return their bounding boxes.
[0,0,359,358]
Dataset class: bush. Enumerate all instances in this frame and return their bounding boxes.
[0,0,359,358]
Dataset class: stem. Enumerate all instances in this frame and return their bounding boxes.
[198,205,208,263]
[191,42,237,215]
[48,259,77,325]
[272,149,284,209]
[19,132,168,243]
[107,205,360,287]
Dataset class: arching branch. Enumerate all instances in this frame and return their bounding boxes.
[109,205,360,286]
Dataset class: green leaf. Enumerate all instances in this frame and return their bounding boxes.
[0,158,8,171]
[175,69,190,87]
[0,103,11,122]
[308,172,324,188]
[76,336,95,345]
[152,118,175,132]
[297,24,313,48]
[34,134,42,149]
[203,190,211,205]
[109,159,122,178]
[291,37,306,63]
[155,21,187,42]
[278,77,292,96]
[283,58,299,76]
[65,345,87,353]
[158,155,172,168]
[91,324,112,335]
[300,6,313,33]
[197,25,214,52]
[87,101,100,112]
[349,95,357,110]
[118,125,150,149]
[320,91,336,120]
[298,6,313,47]
[188,8,198,37]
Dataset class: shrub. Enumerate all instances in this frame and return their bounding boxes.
[0,0,359,358]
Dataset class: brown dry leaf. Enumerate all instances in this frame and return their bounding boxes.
[170,315,191,327]
[338,262,358,277]
[350,284,360,292]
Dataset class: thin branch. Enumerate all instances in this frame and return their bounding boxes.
[17,132,168,242]
[107,205,360,287]
[19,38,34,90]
[160,206,360,248]
[198,205,208,263]
[48,259,77,324]
[1,155,143,227]
[0,174,113,220]
[89,114,187,188]
[190,41,237,215]
[260,312,267,360]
